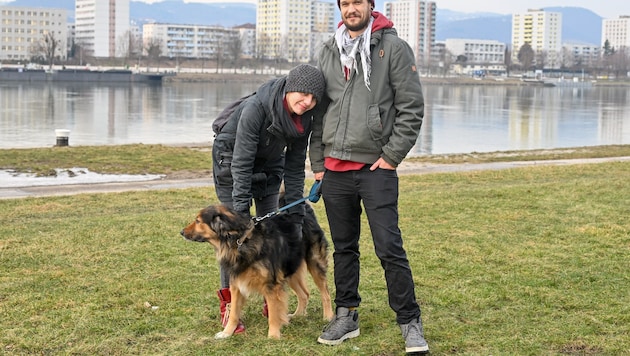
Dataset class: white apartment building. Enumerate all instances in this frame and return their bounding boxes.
[511,9,562,68]
[561,42,601,69]
[256,0,314,62]
[75,0,130,58]
[602,15,630,50]
[445,39,506,64]
[384,0,436,66]
[143,23,240,60]
[234,23,257,59]
[445,38,506,74]
[0,6,67,62]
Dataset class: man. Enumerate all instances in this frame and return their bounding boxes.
[212,64,326,334]
[310,0,428,353]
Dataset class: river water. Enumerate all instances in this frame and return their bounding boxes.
[1,81,629,155]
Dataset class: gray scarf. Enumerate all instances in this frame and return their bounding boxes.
[335,17,373,90]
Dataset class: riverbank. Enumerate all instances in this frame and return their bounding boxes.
[163,72,630,87]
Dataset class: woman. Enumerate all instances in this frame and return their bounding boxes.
[211,64,326,333]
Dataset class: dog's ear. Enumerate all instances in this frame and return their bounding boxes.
[210,214,230,238]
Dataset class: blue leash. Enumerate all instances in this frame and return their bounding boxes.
[253,181,322,224]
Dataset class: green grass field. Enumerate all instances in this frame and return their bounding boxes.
[1,145,629,355]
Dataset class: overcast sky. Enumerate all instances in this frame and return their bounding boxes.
[131,0,629,19]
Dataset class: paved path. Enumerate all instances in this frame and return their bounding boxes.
[2,156,629,200]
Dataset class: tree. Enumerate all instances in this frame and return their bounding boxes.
[560,47,574,71]
[31,31,63,70]
[535,50,548,70]
[603,39,615,57]
[118,30,142,67]
[517,43,535,71]
[504,47,512,76]
[255,32,271,73]
[145,37,163,71]
[226,33,243,73]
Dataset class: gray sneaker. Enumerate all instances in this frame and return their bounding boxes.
[317,307,360,346]
[400,317,429,354]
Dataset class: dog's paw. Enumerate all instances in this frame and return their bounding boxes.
[214,331,232,339]
[288,311,307,319]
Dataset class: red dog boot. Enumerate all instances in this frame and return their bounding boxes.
[217,288,245,334]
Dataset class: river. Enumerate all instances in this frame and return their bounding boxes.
[1,81,628,155]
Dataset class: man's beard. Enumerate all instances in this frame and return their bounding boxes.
[343,15,370,32]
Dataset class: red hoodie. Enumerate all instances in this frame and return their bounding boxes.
[325,11,394,173]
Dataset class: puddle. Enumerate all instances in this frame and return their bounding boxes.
[0,168,164,188]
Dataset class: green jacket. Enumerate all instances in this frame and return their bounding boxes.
[310,27,424,171]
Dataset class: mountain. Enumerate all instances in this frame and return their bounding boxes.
[436,7,603,46]
[2,0,602,45]
[1,0,256,26]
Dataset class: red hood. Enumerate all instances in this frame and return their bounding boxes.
[337,11,394,32]
[371,11,394,32]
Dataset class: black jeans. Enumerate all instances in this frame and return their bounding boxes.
[322,166,421,324]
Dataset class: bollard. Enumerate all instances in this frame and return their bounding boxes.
[55,129,70,147]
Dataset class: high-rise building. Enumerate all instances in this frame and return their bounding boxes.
[312,0,336,33]
[256,0,314,62]
[310,0,336,61]
[383,0,436,66]
[511,9,562,68]
[75,0,130,58]
[602,15,630,50]
[0,6,67,62]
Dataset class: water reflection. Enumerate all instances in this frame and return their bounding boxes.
[1,81,629,155]
[415,85,629,155]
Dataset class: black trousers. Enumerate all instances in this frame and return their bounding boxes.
[322,166,421,324]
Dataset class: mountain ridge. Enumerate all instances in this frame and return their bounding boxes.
[2,0,603,46]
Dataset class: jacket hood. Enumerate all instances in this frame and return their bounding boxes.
[371,11,394,32]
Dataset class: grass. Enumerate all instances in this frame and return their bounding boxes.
[0,144,212,177]
[2,143,630,177]
[1,145,629,355]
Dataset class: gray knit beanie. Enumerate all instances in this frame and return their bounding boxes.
[285,64,326,103]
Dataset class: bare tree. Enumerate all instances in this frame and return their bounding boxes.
[560,47,574,71]
[31,31,63,70]
[535,50,548,70]
[607,48,630,78]
[438,48,454,77]
[226,33,243,73]
[255,31,271,74]
[117,30,142,68]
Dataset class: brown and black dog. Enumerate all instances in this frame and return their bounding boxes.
[180,204,334,339]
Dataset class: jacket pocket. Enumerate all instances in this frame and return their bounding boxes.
[366,104,383,141]
[212,133,235,186]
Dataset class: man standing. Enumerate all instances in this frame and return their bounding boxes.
[310,0,428,354]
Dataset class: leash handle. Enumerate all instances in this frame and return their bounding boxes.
[253,181,322,224]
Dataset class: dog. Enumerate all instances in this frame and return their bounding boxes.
[180,204,334,339]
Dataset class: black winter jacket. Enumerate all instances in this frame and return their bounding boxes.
[212,77,313,219]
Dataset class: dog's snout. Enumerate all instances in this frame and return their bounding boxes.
[180,229,185,236]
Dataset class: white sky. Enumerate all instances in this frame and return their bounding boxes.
[131,0,629,19]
